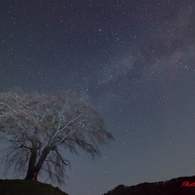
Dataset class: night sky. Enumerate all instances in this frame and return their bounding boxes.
[1,0,195,195]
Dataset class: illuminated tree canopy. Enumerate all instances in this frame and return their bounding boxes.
[0,88,114,185]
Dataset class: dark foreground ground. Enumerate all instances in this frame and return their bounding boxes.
[1,175,195,195]
[0,179,68,195]
[103,175,195,195]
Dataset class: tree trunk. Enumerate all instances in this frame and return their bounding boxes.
[25,169,35,180]
[34,146,50,175]
[25,151,37,180]
[25,145,50,180]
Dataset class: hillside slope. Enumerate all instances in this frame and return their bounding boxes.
[0,179,68,195]
[103,175,195,195]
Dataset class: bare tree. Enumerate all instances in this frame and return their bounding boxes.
[0,88,114,185]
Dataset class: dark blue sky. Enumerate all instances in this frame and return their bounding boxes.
[0,0,195,195]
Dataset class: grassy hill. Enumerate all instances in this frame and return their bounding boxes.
[103,175,195,195]
[0,179,68,195]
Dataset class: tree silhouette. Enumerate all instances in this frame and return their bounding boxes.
[0,88,114,185]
